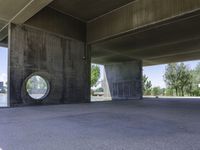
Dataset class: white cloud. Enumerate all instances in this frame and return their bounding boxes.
[0,73,7,84]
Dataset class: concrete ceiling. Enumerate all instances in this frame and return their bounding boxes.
[0,0,135,46]
[49,0,134,21]
[0,0,31,43]
[0,0,30,21]
[91,11,200,66]
[0,0,54,46]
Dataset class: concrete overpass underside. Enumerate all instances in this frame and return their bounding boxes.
[0,0,200,106]
[91,12,200,66]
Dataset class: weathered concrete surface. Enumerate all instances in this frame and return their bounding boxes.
[87,0,200,43]
[1,99,200,150]
[0,0,53,44]
[0,0,53,24]
[9,24,90,106]
[91,10,200,65]
[104,61,142,100]
[89,0,200,65]
[25,7,86,42]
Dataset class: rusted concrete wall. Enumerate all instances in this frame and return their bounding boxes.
[103,60,142,100]
[9,24,90,106]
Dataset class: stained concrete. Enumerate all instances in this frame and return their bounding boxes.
[25,7,86,42]
[91,10,200,65]
[1,99,200,150]
[0,0,53,44]
[9,24,90,106]
[87,0,200,43]
[104,61,142,100]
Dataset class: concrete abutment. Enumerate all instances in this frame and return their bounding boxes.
[103,60,143,100]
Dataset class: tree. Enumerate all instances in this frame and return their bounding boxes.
[188,63,200,96]
[165,88,174,96]
[164,63,192,96]
[161,88,166,96]
[91,64,100,87]
[164,64,179,96]
[177,63,192,96]
[143,75,152,95]
[152,86,162,96]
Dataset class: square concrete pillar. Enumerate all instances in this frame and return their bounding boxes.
[103,60,142,100]
[8,24,90,106]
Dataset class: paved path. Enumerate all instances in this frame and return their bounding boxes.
[1,98,200,150]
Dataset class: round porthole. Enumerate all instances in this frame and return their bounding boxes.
[26,75,50,100]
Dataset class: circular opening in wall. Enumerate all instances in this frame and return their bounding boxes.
[26,75,50,100]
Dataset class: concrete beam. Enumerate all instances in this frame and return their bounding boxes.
[87,0,200,44]
[11,0,54,24]
[0,0,53,40]
[144,51,200,66]
[0,19,7,41]
[0,26,8,41]
[92,36,200,65]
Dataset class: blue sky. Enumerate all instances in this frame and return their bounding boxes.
[0,47,8,84]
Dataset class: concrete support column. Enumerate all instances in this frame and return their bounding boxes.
[103,60,142,100]
[8,24,90,106]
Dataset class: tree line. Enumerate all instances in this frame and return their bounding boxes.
[143,62,200,96]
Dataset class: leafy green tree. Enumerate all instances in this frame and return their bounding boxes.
[152,86,162,96]
[143,75,152,95]
[164,64,179,96]
[178,63,192,96]
[188,63,200,96]
[91,64,100,87]
[165,88,174,96]
[164,63,192,96]
[161,88,166,96]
